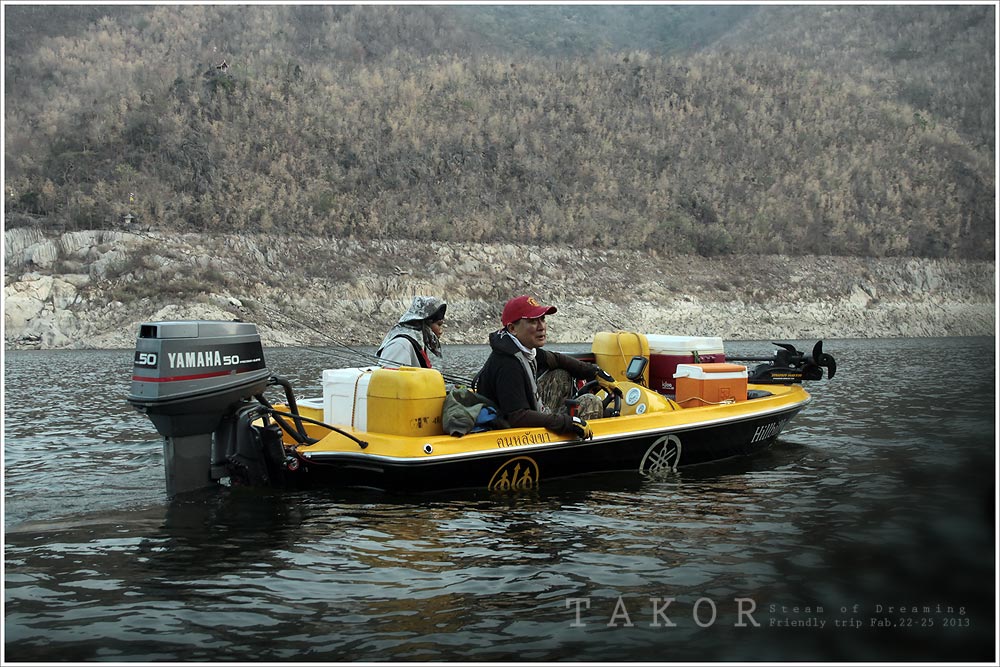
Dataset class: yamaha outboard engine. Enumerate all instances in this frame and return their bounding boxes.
[127,320,271,496]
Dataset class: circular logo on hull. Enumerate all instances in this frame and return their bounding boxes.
[639,435,683,477]
[488,456,540,491]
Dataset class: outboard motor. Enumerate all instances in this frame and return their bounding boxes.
[127,320,271,496]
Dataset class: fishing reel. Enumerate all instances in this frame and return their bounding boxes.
[730,341,837,385]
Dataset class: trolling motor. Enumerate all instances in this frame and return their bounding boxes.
[726,341,837,384]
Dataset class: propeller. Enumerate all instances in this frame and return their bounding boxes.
[810,340,837,379]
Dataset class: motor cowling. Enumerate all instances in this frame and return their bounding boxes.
[128,320,270,436]
[127,320,272,496]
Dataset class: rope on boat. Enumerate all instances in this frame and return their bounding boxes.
[675,396,737,406]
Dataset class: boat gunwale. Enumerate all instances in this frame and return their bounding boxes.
[298,390,811,465]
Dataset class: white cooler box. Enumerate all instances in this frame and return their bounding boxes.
[322,367,377,429]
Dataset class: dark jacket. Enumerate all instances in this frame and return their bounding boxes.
[474,330,601,433]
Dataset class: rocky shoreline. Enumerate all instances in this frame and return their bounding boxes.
[3,228,995,351]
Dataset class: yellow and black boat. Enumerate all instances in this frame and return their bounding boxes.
[127,321,835,497]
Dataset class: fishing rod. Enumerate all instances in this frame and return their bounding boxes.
[255,302,474,386]
[580,301,625,331]
[117,231,373,368]
[121,230,474,384]
[291,341,474,387]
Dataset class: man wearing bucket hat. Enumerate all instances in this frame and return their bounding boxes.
[473,295,620,439]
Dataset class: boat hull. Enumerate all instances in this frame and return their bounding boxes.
[123,320,835,497]
[281,385,809,493]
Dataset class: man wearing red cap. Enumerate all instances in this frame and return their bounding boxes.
[474,295,620,439]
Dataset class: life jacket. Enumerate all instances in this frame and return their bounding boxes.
[377,326,433,369]
[401,334,433,369]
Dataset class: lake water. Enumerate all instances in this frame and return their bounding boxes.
[3,337,996,662]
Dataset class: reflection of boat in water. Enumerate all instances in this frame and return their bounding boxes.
[127,321,835,497]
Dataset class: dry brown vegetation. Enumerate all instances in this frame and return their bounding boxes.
[3,5,994,260]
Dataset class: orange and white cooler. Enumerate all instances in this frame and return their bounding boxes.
[674,363,748,407]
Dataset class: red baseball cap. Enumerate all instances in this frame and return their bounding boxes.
[501,295,557,327]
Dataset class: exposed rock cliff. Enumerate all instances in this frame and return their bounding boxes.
[3,229,995,350]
